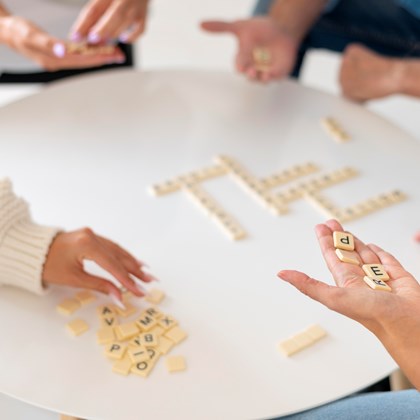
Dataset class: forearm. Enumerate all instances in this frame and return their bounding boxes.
[269,0,328,43]
[398,59,420,98]
[376,318,420,390]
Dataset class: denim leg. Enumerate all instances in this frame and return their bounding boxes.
[273,390,420,420]
[253,0,274,16]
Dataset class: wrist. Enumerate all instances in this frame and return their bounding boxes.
[398,59,420,96]
[0,15,12,46]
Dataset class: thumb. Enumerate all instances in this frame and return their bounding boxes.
[201,20,237,34]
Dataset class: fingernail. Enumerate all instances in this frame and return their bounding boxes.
[70,32,82,42]
[88,32,101,44]
[132,278,148,295]
[137,259,150,269]
[109,291,126,310]
[143,273,159,282]
[53,43,66,58]
[119,32,130,43]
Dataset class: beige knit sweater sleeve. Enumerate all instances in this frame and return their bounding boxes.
[0,178,60,294]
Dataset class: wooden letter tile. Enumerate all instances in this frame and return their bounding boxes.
[333,231,355,251]
[57,299,81,316]
[362,264,389,281]
[164,326,187,344]
[363,276,391,292]
[104,342,127,360]
[66,319,89,337]
[96,327,116,345]
[335,249,360,265]
[165,355,187,373]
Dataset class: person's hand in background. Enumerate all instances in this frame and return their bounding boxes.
[0,15,124,71]
[201,17,299,83]
[43,228,156,307]
[70,0,149,45]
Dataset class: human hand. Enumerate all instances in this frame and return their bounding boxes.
[278,219,420,338]
[70,0,149,44]
[42,228,156,305]
[0,16,124,71]
[339,44,404,102]
[201,17,299,82]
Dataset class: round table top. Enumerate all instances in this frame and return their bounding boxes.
[0,70,419,420]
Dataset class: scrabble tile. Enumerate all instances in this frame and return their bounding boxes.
[158,315,178,331]
[142,307,164,319]
[135,314,158,331]
[304,324,327,342]
[100,316,118,328]
[335,249,360,265]
[57,299,81,316]
[277,339,300,357]
[96,327,116,345]
[140,333,159,347]
[150,325,165,336]
[165,355,187,373]
[127,346,150,363]
[97,305,117,318]
[146,347,161,364]
[114,322,139,340]
[304,192,341,219]
[112,355,133,376]
[164,326,187,344]
[145,289,165,304]
[362,264,390,281]
[130,360,156,377]
[128,335,142,347]
[363,276,392,292]
[74,290,96,305]
[291,333,313,349]
[333,231,355,251]
[104,343,127,360]
[115,303,138,318]
[156,336,175,355]
[121,290,134,304]
[66,319,89,337]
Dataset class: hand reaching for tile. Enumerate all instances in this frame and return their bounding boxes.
[278,219,420,390]
[43,228,156,305]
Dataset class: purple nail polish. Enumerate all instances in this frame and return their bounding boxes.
[119,33,130,43]
[88,32,101,44]
[70,32,82,42]
[53,43,66,58]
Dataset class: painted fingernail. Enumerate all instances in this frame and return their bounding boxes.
[53,43,66,58]
[143,272,159,282]
[119,32,130,43]
[88,32,101,44]
[132,278,148,295]
[109,291,126,310]
[70,32,82,42]
[137,259,150,269]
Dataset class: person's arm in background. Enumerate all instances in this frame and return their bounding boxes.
[0,2,124,71]
[202,0,327,82]
[0,179,155,307]
[278,219,420,390]
[340,44,420,101]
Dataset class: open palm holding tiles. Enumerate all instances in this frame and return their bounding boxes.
[278,219,420,335]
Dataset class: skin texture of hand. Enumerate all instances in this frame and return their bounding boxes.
[42,228,156,305]
[0,16,124,71]
[278,219,420,389]
[340,44,404,102]
[201,17,298,83]
[70,0,149,44]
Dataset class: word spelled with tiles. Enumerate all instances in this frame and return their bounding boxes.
[278,324,327,357]
[321,117,350,143]
[56,288,188,377]
[334,231,392,292]
[149,155,407,241]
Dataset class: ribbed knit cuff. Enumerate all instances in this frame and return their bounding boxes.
[0,220,60,295]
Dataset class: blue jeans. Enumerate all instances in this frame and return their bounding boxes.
[274,390,420,419]
[253,0,420,77]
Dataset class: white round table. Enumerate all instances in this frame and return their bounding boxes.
[0,70,419,420]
